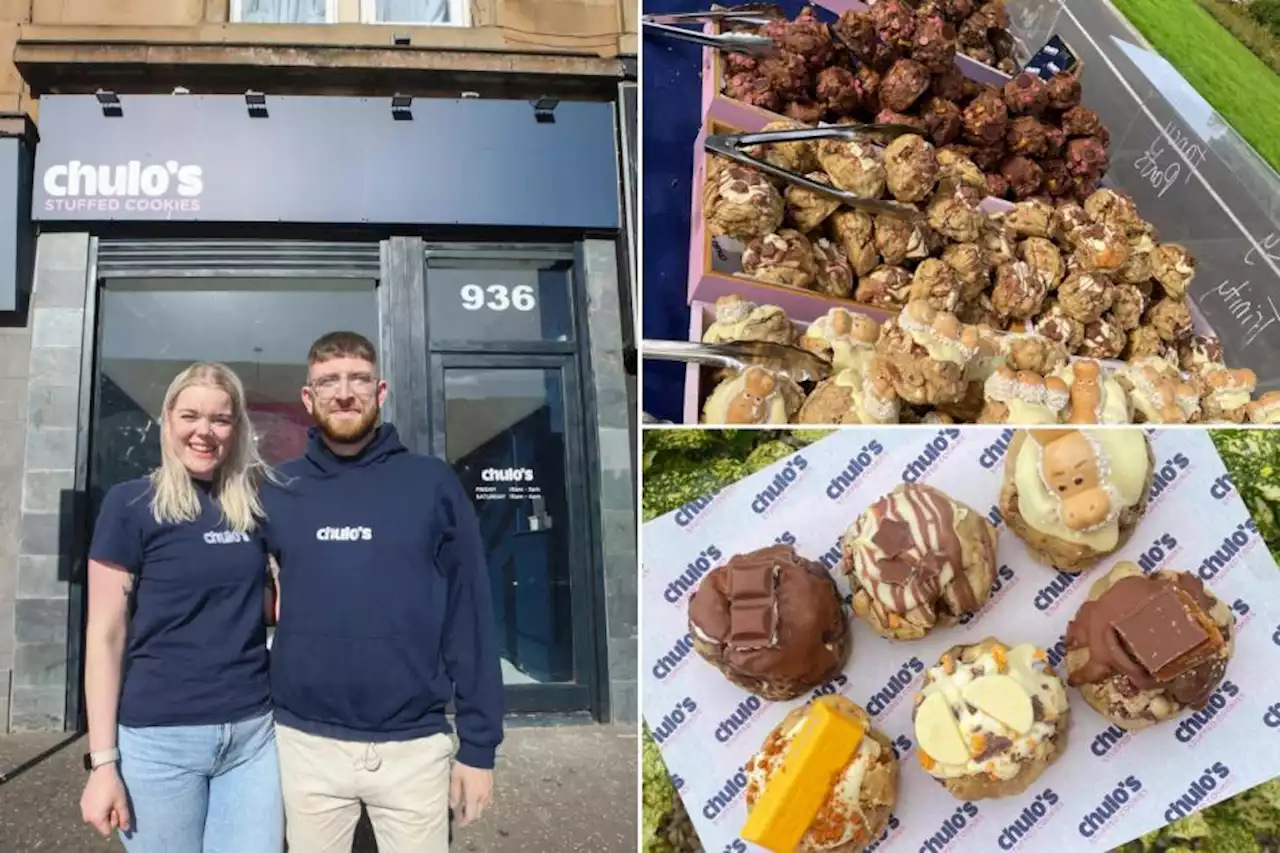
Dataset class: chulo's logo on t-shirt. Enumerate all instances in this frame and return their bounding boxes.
[316,526,373,542]
[203,530,251,545]
[42,160,204,213]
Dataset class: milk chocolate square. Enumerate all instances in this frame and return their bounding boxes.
[729,600,776,649]
[1111,588,1209,680]
[728,560,776,602]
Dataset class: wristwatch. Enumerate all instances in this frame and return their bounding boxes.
[83,748,120,771]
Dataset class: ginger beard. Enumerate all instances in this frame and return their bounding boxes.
[311,394,379,445]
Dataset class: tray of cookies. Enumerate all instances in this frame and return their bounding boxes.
[642,427,1280,853]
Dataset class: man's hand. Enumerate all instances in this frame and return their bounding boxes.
[449,763,494,828]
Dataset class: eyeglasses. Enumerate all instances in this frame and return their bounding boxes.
[308,372,378,399]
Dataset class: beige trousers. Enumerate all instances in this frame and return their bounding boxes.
[276,723,453,853]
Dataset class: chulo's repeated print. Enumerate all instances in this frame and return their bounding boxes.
[641,428,1280,853]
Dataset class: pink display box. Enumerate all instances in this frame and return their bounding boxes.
[683,299,822,423]
[690,118,904,324]
[690,118,1013,323]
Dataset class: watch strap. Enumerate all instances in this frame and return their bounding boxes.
[86,748,120,770]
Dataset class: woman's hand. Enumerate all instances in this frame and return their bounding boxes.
[81,764,131,837]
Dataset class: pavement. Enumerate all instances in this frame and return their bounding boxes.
[0,722,637,852]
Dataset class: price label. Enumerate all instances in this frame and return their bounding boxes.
[460,283,537,312]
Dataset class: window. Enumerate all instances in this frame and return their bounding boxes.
[231,0,338,23]
[360,0,469,26]
[91,278,379,494]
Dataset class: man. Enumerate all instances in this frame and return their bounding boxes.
[263,331,504,853]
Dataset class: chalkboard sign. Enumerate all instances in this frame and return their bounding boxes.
[1013,2,1280,390]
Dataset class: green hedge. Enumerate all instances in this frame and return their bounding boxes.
[1250,0,1280,35]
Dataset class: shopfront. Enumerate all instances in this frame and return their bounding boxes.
[8,92,637,731]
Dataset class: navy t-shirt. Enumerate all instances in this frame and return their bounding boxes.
[89,477,271,728]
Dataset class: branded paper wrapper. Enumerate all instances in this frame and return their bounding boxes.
[642,428,1280,853]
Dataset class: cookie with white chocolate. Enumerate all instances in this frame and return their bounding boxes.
[875,299,980,406]
[1050,360,1134,424]
[702,295,796,346]
[688,544,849,701]
[743,696,899,853]
[841,482,998,640]
[798,359,902,425]
[1247,390,1280,424]
[702,366,805,425]
[1198,363,1256,423]
[979,367,1069,424]
[1066,562,1235,731]
[798,307,881,372]
[914,638,1070,800]
[999,429,1155,572]
[1115,357,1202,424]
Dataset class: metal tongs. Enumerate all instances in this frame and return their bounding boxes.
[643,339,832,384]
[642,8,782,55]
[707,124,924,218]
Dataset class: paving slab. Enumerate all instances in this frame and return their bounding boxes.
[0,723,637,852]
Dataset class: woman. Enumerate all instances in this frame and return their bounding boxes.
[79,362,283,852]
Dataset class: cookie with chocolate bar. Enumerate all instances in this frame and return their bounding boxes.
[999,429,1154,572]
[914,638,1071,800]
[743,696,898,853]
[688,544,848,701]
[841,483,998,640]
[1066,562,1235,731]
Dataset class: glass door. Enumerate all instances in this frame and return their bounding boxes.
[429,353,597,714]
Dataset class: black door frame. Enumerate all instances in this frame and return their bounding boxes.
[427,352,597,716]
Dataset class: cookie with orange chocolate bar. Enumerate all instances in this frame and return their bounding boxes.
[688,544,848,701]
[1065,561,1236,731]
[743,696,899,853]
[913,638,1070,800]
[842,482,998,640]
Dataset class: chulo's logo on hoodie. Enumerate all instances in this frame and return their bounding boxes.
[42,160,204,213]
[317,526,373,542]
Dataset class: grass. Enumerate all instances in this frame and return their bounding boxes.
[1196,0,1280,75]
[1110,0,1280,174]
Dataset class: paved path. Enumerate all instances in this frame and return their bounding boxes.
[0,723,637,852]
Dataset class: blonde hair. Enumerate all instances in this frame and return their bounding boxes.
[149,362,273,534]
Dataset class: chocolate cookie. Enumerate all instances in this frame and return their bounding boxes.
[688,544,848,700]
[1066,562,1235,731]
[842,482,998,640]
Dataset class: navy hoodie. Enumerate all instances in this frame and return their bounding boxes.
[262,424,504,769]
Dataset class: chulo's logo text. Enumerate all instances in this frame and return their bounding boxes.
[751,455,808,515]
[482,467,534,482]
[1147,452,1191,505]
[865,657,925,718]
[43,161,204,213]
[663,545,724,605]
[1077,776,1144,840]
[1164,762,1231,824]
[1175,680,1241,745]
[902,429,962,483]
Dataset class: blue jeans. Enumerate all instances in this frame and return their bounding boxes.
[117,710,283,853]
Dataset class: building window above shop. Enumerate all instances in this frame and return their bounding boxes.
[361,0,469,26]
[232,0,338,23]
